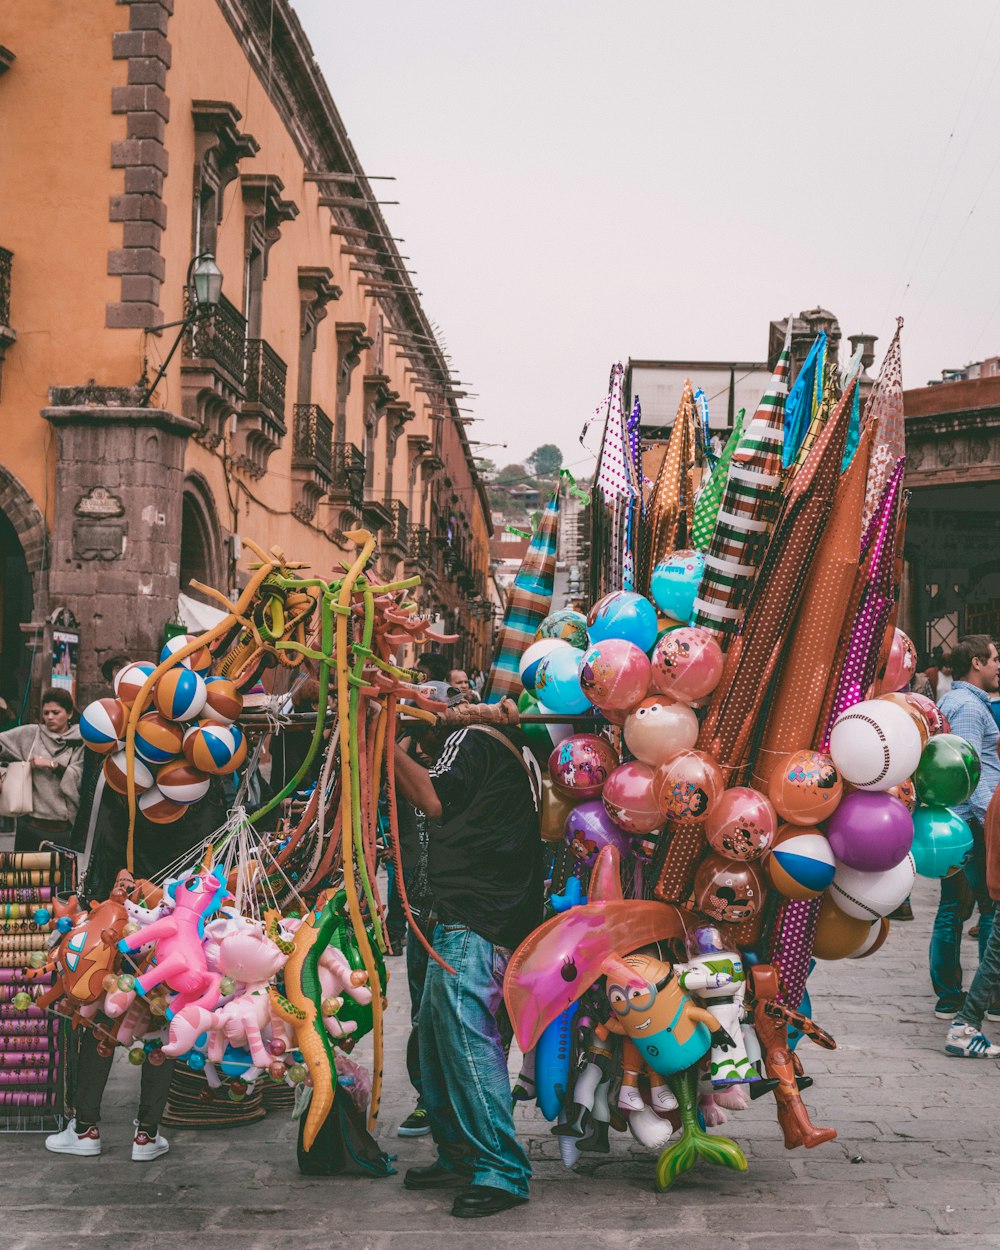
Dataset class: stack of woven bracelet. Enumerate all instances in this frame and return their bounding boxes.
[0,853,64,1113]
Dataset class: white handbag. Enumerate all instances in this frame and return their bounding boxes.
[0,760,33,817]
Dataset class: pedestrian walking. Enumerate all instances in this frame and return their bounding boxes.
[0,688,84,853]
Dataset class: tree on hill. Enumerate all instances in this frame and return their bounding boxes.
[497,462,529,484]
[528,443,563,478]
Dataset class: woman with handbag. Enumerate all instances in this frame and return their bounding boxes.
[0,687,84,852]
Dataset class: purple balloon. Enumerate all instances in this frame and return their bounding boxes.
[563,800,633,867]
[825,791,914,872]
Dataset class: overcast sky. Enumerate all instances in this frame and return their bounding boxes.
[295,0,1000,471]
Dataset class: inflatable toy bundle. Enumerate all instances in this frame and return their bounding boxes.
[499,319,985,1190]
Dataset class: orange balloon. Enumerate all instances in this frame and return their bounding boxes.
[653,749,724,823]
[877,693,930,748]
[768,750,843,826]
[812,893,871,960]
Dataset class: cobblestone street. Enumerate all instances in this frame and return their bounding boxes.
[2,875,998,1250]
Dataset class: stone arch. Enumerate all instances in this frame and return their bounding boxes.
[180,471,225,600]
[0,466,47,705]
[0,464,47,578]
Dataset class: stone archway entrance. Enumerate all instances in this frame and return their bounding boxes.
[0,467,47,712]
[179,474,225,603]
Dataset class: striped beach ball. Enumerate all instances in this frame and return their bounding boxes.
[154,668,208,723]
[183,721,243,774]
[103,749,154,796]
[114,662,156,709]
[156,761,211,806]
[134,712,184,766]
[160,634,212,674]
[766,826,836,900]
[138,784,187,825]
[80,698,128,754]
[201,676,243,726]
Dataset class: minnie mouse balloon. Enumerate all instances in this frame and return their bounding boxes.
[563,801,633,866]
[653,749,724,824]
[650,627,724,705]
[578,639,651,712]
[602,762,662,835]
[548,734,619,800]
[623,697,698,766]
[705,787,778,861]
[693,854,763,924]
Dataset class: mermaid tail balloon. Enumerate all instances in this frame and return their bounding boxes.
[654,1065,748,1192]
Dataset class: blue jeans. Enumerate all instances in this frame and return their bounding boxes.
[405,919,430,1098]
[418,923,531,1198]
[957,912,1000,1030]
[929,819,994,1011]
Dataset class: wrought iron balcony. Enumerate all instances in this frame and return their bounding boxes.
[0,247,12,328]
[244,337,287,435]
[387,500,409,554]
[292,403,333,482]
[330,441,365,513]
[184,292,246,394]
[406,524,432,563]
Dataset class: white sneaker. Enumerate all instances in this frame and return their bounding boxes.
[132,1123,169,1161]
[45,1118,101,1157]
[945,1023,1000,1058]
[985,1010,1000,1024]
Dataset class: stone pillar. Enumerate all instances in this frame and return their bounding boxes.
[41,401,195,703]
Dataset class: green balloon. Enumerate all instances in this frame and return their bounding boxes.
[911,805,973,878]
[913,734,980,807]
[518,689,539,714]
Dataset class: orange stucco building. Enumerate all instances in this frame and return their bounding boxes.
[0,0,493,707]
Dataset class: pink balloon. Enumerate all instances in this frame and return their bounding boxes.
[653,749,724,824]
[693,854,764,924]
[879,628,917,694]
[704,786,778,861]
[579,639,651,712]
[623,696,699,766]
[602,762,662,835]
[650,627,724,705]
[548,734,620,800]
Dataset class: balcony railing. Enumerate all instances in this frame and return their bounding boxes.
[407,524,432,563]
[292,403,333,482]
[330,441,365,513]
[388,500,409,552]
[0,247,11,327]
[244,337,287,433]
[184,293,246,391]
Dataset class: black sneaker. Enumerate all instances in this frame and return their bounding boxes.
[397,1105,431,1137]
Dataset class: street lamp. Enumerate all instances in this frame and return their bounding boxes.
[140,252,223,406]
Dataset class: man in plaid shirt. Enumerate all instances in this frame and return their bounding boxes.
[933,636,1000,1056]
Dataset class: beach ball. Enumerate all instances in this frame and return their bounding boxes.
[218,727,247,775]
[103,749,154,796]
[623,697,698,766]
[548,734,619,800]
[910,806,973,878]
[649,627,724,705]
[587,591,658,652]
[877,692,930,748]
[519,639,571,695]
[522,701,574,762]
[154,668,208,723]
[114,661,156,709]
[766,826,836,900]
[693,854,763,924]
[535,609,589,650]
[202,677,243,726]
[705,787,778,862]
[160,634,212,674]
[767,750,843,825]
[913,734,981,808]
[825,791,914,873]
[534,648,591,716]
[156,760,211,806]
[878,628,917,694]
[602,762,662,835]
[80,698,128,754]
[649,550,705,623]
[183,721,242,774]
[828,699,922,791]
[133,712,184,766]
[905,692,949,737]
[653,749,724,824]
[829,852,916,921]
[811,894,872,961]
[138,784,187,825]
[539,780,577,843]
[563,801,633,866]
[847,916,891,960]
[578,639,651,712]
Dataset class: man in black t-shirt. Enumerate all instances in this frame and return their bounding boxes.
[392,708,541,1219]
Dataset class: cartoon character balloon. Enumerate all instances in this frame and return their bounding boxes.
[649,627,724,705]
[704,787,777,861]
[563,801,634,866]
[649,550,706,623]
[578,640,651,712]
[602,762,663,835]
[623,697,699,766]
[548,734,619,800]
[653,750,724,824]
[693,855,763,924]
[587,591,659,652]
[767,750,843,826]
[535,609,589,650]
[878,628,917,694]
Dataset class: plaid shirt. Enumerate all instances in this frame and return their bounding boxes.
[938,681,1000,824]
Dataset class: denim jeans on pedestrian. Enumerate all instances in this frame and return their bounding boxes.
[956,912,1000,1030]
[405,918,430,1099]
[418,923,531,1198]
[929,819,995,1012]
